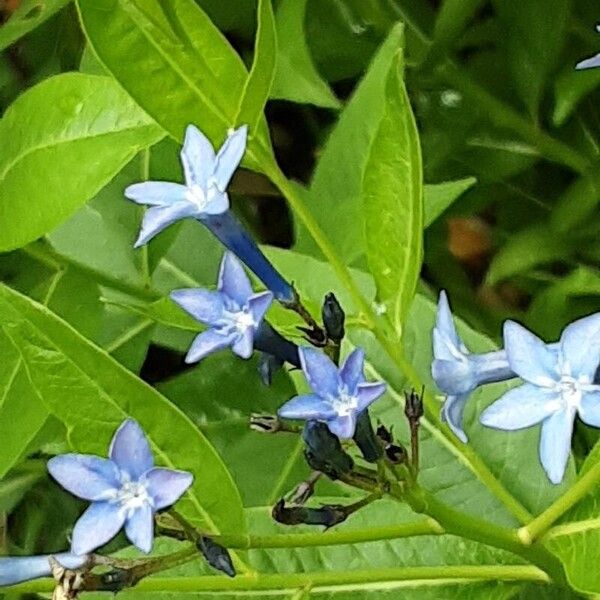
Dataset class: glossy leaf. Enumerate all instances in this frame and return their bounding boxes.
[424,178,476,227]
[0,73,163,252]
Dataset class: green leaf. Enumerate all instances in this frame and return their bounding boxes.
[295,23,405,263]
[361,50,423,332]
[235,0,277,133]
[76,0,273,170]
[270,0,340,109]
[0,461,46,513]
[550,169,600,233]
[433,0,484,50]
[424,177,476,227]
[553,66,600,126]
[0,284,245,535]
[0,0,70,51]
[0,73,163,252]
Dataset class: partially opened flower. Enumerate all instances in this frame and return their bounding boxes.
[125,124,294,302]
[481,314,600,484]
[0,553,87,587]
[575,25,600,69]
[48,419,193,555]
[278,347,386,439]
[171,252,274,362]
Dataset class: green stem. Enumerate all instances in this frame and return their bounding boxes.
[7,564,549,594]
[520,461,600,543]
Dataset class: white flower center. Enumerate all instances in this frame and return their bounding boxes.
[220,308,255,336]
[332,388,359,417]
[113,480,152,517]
[555,375,583,410]
[186,184,208,210]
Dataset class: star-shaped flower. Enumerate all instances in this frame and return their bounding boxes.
[481,314,600,484]
[125,124,246,247]
[48,419,193,555]
[278,347,386,439]
[171,252,273,363]
[576,25,600,69]
[0,553,87,586]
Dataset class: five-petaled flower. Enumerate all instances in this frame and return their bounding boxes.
[575,25,600,69]
[171,252,273,363]
[481,314,600,484]
[48,419,193,555]
[278,347,386,439]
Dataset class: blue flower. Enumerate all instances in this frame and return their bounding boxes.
[576,25,600,69]
[278,347,386,439]
[171,253,274,363]
[48,419,193,555]
[432,291,515,442]
[0,553,87,586]
[481,314,600,484]
[125,124,294,302]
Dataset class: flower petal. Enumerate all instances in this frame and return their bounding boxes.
[278,394,337,420]
[124,181,188,207]
[431,356,474,395]
[299,347,340,398]
[559,312,600,380]
[232,327,254,359]
[134,201,198,247]
[181,124,216,188]
[480,383,557,430]
[185,329,235,363]
[578,388,600,427]
[248,291,273,325]
[576,53,600,70]
[339,348,365,391]
[0,553,87,586]
[71,502,126,555]
[327,414,357,439]
[539,408,575,485]
[203,190,230,215]
[170,288,225,324]
[217,252,253,305]
[441,394,469,443]
[109,419,154,480]
[503,320,558,385]
[214,125,247,192]
[145,467,194,510]
[125,503,154,554]
[434,291,461,356]
[356,381,386,412]
[47,455,120,501]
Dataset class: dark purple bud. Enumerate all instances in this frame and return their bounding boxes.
[197,536,236,578]
[353,410,383,462]
[322,292,345,343]
[302,421,353,479]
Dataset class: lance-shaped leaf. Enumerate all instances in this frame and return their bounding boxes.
[0,73,163,252]
[361,50,423,334]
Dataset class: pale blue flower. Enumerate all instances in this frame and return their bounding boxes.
[278,348,386,439]
[171,253,274,363]
[481,314,600,484]
[48,419,193,555]
[0,553,87,586]
[576,25,600,69]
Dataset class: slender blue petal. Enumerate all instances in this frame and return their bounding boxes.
[278,394,337,420]
[441,394,469,443]
[431,355,474,395]
[299,347,340,398]
[576,54,600,70]
[170,289,225,324]
[71,502,126,555]
[434,291,462,355]
[217,252,253,305]
[134,202,198,247]
[247,291,273,324]
[125,504,154,554]
[181,124,215,188]
[185,330,235,363]
[339,348,365,391]
[503,321,559,385]
[214,126,247,192]
[559,312,600,380]
[124,182,188,207]
[327,414,357,439]
[539,408,575,484]
[578,389,600,427]
[145,468,194,510]
[471,350,516,386]
[47,455,120,501]
[231,327,254,359]
[356,381,386,412]
[480,383,557,431]
[109,419,154,480]
[0,553,87,586]
[202,189,230,216]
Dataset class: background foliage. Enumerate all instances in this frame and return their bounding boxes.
[0,0,599,598]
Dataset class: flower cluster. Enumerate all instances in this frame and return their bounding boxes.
[432,291,600,483]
